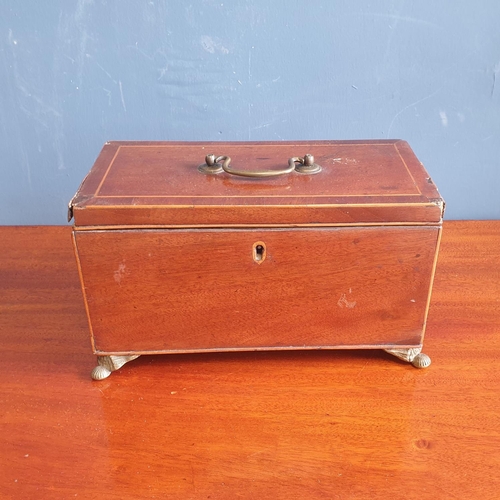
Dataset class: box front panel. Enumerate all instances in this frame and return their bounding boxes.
[74,227,439,354]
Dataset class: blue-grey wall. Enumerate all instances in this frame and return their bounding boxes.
[1,0,499,224]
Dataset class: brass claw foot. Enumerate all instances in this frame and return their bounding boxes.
[384,347,431,369]
[91,355,140,380]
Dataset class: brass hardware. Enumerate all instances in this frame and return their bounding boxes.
[411,353,432,368]
[197,153,223,174]
[91,354,140,380]
[221,155,294,177]
[198,154,321,177]
[252,241,266,264]
[292,154,322,174]
[385,347,432,369]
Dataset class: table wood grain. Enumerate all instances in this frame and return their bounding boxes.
[1,221,499,499]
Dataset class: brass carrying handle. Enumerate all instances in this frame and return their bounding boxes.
[198,154,321,177]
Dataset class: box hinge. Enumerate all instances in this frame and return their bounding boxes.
[67,200,74,223]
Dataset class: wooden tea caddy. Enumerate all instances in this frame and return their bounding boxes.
[68,141,444,380]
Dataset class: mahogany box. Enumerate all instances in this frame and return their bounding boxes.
[68,141,444,379]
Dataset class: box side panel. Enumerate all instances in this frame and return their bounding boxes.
[71,231,97,353]
[74,227,439,354]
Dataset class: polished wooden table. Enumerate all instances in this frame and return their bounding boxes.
[1,221,499,499]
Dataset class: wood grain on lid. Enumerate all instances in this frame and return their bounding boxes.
[70,140,444,226]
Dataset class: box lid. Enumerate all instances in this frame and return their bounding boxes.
[69,140,444,227]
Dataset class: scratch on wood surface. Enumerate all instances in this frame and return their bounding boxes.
[331,157,358,165]
[114,262,126,284]
[338,293,356,309]
[355,359,369,379]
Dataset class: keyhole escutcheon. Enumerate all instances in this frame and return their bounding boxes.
[252,241,266,264]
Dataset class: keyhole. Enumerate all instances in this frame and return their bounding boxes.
[255,245,264,260]
[252,241,266,264]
